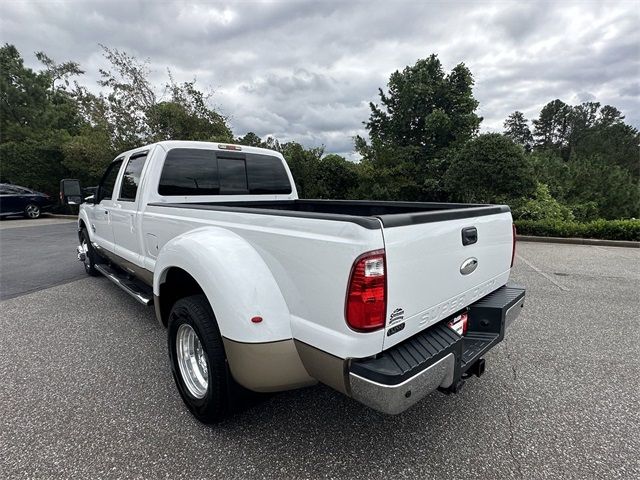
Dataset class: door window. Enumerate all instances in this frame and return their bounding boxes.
[118,153,148,201]
[0,185,22,194]
[97,159,123,203]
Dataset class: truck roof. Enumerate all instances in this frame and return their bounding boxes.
[113,140,282,161]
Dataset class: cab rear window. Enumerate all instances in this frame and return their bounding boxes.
[158,148,291,196]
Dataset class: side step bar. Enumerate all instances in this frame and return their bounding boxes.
[96,264,153,306]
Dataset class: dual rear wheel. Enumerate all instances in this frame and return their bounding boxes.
[167,295,240,423]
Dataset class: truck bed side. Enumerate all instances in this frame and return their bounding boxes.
[143,204,386,359]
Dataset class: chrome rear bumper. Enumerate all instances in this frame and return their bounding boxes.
[350,353,455,415]
[347,283,525,415]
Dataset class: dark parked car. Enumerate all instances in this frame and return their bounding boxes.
[0,183,53,219]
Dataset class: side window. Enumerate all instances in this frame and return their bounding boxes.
[159,149,219,196]
[97,159,123,203]
[246,154,292,194]
[1,186,18,194]
[119,153,148,201]
[218,157,248,194]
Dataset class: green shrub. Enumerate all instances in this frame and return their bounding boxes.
[511,183,574,222]
[569,202,600,222]
[515,219,640,241]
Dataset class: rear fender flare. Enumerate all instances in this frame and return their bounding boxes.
[154,227,292,343]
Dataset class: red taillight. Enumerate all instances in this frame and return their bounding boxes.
[511,224,517,268]
[346,249,386,332]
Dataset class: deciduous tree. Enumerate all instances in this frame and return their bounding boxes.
[444,133,535,203]
[357,54,481,200]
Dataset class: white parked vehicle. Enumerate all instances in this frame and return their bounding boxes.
[74,141,525,423]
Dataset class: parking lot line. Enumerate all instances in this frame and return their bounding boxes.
[516,253,570,291]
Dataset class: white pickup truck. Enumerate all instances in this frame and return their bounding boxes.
[74,140,525,423]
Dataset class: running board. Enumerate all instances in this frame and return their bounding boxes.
[96,264,153,306]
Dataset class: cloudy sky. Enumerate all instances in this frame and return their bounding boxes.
[2,0,639,156]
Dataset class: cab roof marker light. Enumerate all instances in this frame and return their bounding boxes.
[218,144,242,151]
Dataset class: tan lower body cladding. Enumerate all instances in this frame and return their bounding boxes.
[222,338,349,395]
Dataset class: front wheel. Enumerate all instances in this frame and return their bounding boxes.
[24,203,40,219]
[79,229,100,276]
[167,295,234,423]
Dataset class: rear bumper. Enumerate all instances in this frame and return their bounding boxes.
[348,283,525,415]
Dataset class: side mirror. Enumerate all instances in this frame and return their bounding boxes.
[82,186,98,204]
[60,179,82,205]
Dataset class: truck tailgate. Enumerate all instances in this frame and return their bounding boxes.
[382,212,513,349]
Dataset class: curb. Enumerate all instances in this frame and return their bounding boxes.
[517,235,639,248]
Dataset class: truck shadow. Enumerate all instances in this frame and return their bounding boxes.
[109,285,504,474]
[212,380,478,470]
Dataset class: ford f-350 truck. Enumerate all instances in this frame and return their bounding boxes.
[75,141,525,423]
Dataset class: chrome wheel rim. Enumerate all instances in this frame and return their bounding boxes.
[26,204,40,218]
[80,240,90,268]
[176,324,209,399]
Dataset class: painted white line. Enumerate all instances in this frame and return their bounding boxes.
[516,254,570,292]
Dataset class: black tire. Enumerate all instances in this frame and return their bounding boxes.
[80,228,100,276]
[167,295,234,423]
[24,203,40,219]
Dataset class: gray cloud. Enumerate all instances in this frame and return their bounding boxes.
[2,0,638,155]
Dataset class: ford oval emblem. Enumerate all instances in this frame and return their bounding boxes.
[460,257,478,275]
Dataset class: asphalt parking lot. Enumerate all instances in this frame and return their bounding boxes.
[1,218,638,479]
[0,217,83,300]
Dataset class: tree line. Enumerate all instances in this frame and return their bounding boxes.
[1,44,638,221]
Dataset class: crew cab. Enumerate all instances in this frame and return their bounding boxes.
[74,141,525,423]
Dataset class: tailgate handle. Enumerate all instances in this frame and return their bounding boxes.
[462,227,477,246]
